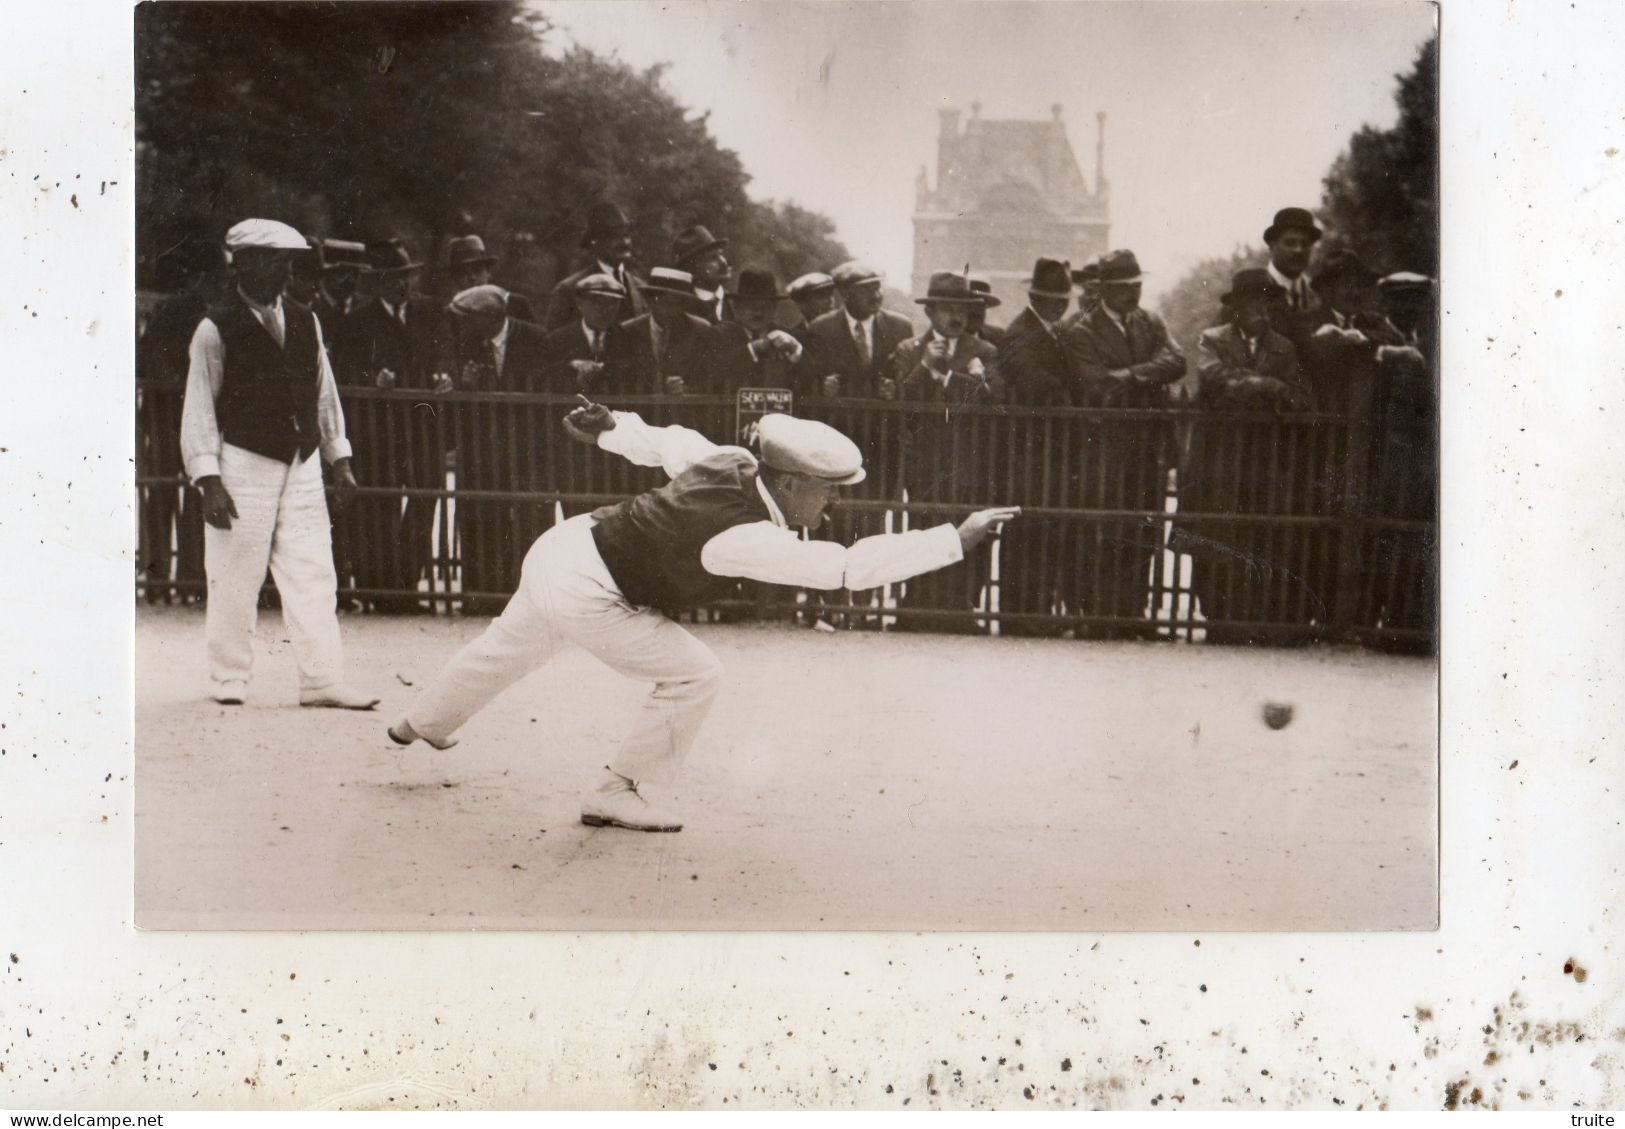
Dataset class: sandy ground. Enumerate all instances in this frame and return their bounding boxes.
[135,606,1436,931]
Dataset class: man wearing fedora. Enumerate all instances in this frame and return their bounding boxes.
[801,260,914,400]
[1262,206,1329,351]
[671,224,732,324]
[1058,248,1185,639]
[890,271,1003,633]
[332,237,447,613]
[444,233,538,325]
[179,218,378,709]
[287,238,368,343]
[544,202,648,331]
[606,267,715,395]
[993,258,1076,635]
[785,271,838,340]
[539,272,627,395]
[1183,267,1314,645]
[708,268,806,394]
[387,395,1020,831]
[967,274,1006,348]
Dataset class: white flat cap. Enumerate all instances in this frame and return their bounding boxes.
[757,414,865,485]
[786,271,835,297]
[449,284,510,317]
[575,272,627,298]
[224,218,308,252]
[831,260,881,288]
[1377,271,1435,293]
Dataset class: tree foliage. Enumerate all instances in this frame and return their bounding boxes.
[1156,246,1265,388]
[135,2,848,295]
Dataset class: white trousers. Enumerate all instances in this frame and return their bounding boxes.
[404,514,723,785]
[204,443,344,693]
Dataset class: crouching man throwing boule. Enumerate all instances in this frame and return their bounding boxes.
[389,395,1019,832]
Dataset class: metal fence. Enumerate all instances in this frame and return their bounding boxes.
[135,382,1437,650]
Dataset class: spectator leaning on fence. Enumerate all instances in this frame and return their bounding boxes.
[178,218,377,709]
[672,224,733,325]
[608,266,715,395]
[387,398,1019,832]
[709,268,805,394]
[444,284,548,392]
[539,272,625,395]
[802,260,914,400]
[785,271,837,339]
[1300,248,1404,417]
[545,201,647,331]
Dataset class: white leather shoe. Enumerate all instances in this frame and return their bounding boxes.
[299,685,381,710]
[581,772,683,832]
[211,680,248,706]
[387,717,460,750]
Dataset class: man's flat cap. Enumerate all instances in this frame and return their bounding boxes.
[575,272,627,298]
[1378,271,1435,294]
[225,218,307,253]
[448,284,510,317]
[757,414,866,485]
[831,260,882,288]
[786,271,835,297]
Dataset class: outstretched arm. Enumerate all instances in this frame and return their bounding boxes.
[563,394,731,479]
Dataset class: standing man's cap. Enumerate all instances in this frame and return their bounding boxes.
[1221,268,1288,306]
[318,238,370,271]
[1026,258,1073,299]
[367,238,424,274]
[580,201,633,247]
[967,275,1002,308]
[448,284,510,317]
[1071,258,1102,284]
[915,271,983,305]
[831,260,882,288]
[786,271,835,298]
[732,268,785,302]
[757,414,866,485]
[671,224,729,265]
[1096,249,1147,284]
[1378,271,1435,294]
[1263,207,1324,245]
[636,266,699,298]
[446,234,499,269]
[224,218,307,253]
[1311,248,1378,293]
[574,272,627,298]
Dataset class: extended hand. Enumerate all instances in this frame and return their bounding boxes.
[957,506,1021,552]
[664,375,687,395]
[877,377,898,401]
[431,372,456,394]
[569,359,605,390]
[562,393,616,445]
[375,367,398,390]
[330,458,358,511]
[199,476,238,530]
[822,374,842,398]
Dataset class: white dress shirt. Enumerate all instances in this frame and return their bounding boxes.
[181,287,353,481]
[596,412,962,591]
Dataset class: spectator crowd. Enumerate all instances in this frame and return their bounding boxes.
[137,201,1437,650]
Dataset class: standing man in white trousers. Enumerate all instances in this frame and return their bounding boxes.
[180,218,379,710]
[389,399,1019,831]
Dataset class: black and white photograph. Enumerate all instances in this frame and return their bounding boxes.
[130,0,1440,932]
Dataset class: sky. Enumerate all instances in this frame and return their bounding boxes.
[533,0,1436,301]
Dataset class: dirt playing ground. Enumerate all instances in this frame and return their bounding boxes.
[135,606,1436,931]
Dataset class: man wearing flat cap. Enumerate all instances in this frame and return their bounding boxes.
[1261,206,1329,352]
[1181,268,1314,644]
[444,284,548,393]
[604,267,716,395]
[993,258,1076,635]
[707,268,806,394]
[671,224,732,324]
[890,271,1004,633]
[785,272,838,340]
[445,233,538,325]
[388,397,1020,831]
[539,272,628,395]
[1057,248,1186,638]
[179,218,378,709]
[801,260,914,400]
[545,202,648,331]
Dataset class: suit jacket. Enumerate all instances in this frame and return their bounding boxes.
[801,307,916,398]
[692,287,730,325]
[994,307,1073,407]
[1058,303,1186,407]
[1196,323,1309,411]
[543,264,648,331]
[893,331,1000,499]
[1297,308,1403,417]
[539,319,616,395]
[605,313,715,394]
[976,323,1007,349]
[1268,281,1330,355]
[707,321,800,394]
[449,317,550,393]
[333,296,445,388]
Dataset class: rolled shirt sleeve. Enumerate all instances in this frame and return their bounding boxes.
[313,318,352,465]
[596,410,739,479]
[700,520,963,592]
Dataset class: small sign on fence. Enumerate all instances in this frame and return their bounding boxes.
[735,387,794,446]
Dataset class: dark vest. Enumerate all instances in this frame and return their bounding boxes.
[208,294,323,464]
[590,452,772,608]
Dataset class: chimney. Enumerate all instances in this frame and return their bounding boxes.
[938,107,962,139]
[1051,102,1063,123]
[1095,110,1108,197]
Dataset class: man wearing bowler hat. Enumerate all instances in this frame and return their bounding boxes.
[708,267,806,393]
[179,218,377,708]
[606,267,715,395]
[1058,248,1185,638]
[1261,206,1328,350]
[445,233,537,324]
[994,258,1076,635]
[387,397,1020,831]
[672,224,732,324]
[545,202,648,330]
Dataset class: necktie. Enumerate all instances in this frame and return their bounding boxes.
[853,320,871,370]
[590,330,604,361]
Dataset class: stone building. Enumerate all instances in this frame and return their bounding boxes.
[911,103,1110,313]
